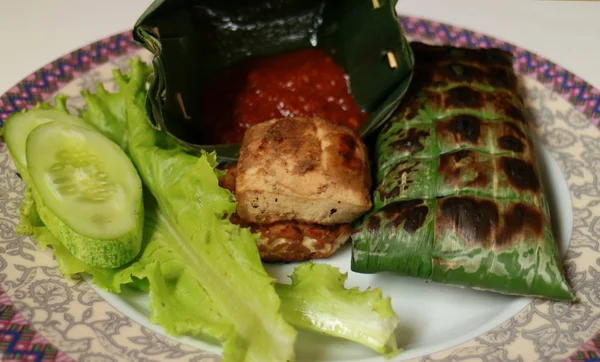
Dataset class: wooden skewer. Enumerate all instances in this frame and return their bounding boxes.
[372,0,380,8]
[387,52,398,69]
[175,93,192,119]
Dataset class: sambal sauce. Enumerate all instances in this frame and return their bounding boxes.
[201,48,369,144]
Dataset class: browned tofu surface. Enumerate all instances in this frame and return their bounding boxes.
[218,164,351,262]
[236,117,372,225]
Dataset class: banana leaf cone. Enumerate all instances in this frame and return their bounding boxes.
[133,0,415,161]
[351,42,575,301]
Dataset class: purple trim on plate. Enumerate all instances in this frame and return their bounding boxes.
[0,32,138,123]
[0,16,599,362]
[0,290,73,362]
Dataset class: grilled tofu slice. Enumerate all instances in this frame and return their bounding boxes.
[219,164,352,262]
[236,117,372,225]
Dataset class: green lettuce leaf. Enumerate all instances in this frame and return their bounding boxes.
[122,58,297,362]
[276,262,401,357]
[131,194,242,359]
[16,187,37,236]
[80,70,131,152]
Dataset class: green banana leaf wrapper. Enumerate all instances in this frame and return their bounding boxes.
[351,42,575,301]
[133,0,414,161]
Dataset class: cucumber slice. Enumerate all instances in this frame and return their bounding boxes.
[26,122,143,268]
[4,109,92,171]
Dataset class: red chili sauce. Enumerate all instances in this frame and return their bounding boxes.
[201,48,369,144]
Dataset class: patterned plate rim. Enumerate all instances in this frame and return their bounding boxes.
[0,15,599,362]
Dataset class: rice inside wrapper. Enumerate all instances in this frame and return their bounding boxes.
[133,0,415,161]
[351,42,575,301]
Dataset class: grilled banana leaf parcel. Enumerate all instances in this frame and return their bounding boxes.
[351,42,575,301]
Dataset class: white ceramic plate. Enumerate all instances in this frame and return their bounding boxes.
[1,17,599,362]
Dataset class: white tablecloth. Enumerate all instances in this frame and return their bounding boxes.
[1,0,599,95]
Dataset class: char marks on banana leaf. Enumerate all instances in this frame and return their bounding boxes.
[352,42,575,301]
